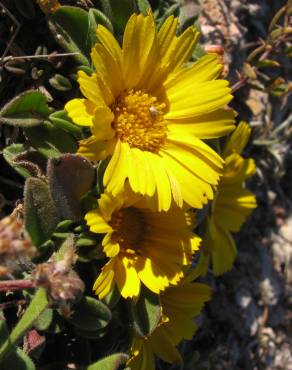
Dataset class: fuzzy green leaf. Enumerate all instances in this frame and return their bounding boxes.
[3,144,47,178]
[136,0,151,14]
[68,296,111,332]
[25,121,78,158]
[1,348,36,370]
[131,286,162,338]
[100,0,135,34]
[24,177,59,246]
[87,353,129,370]
[34,309,53,332]
[48,6,91,65]
[0,91,51,127]
[49,110,82,137]
[47,154,95,221]
[88,8,114,47]
[0,289,48,363]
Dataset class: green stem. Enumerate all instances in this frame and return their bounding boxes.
[0,288,49,363]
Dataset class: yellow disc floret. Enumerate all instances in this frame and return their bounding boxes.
[109,207,145,253]
[112,90,167,152]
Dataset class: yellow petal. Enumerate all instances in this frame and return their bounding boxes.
[77,135,115,161]
[96,24,123,70]
[122,13,156,89]
[93,259,115,299]
[91,106,115,140]
[115,256,141,298]
[167,108,236,139]
[85,209,113,233]
[223,121,252,157]
[77,71,105,106]
[165,80,232,119]
[65,98,95,126]
[150,327,182,364]
[103,140,129,196]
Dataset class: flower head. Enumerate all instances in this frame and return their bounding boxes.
[85,188,201,299]
[129,279,211,369]
[65,13,235,211]
[0,211,36,276]
[197,122,257,276]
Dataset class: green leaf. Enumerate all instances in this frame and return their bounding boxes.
[68,296,111,332]
[100,0,135,34]
[1,348,36,370]
[3,144,47,178]
[49,74,72,91]
[24,177,59,246]
[47,154,95,221]
[255,59,281,68]
[0,289,48,363]
[87,353,129,370]
[25,121,78,158]
[48,6,91,66]
[136,0,152,14]
[103,285,120,309]
[34,309,53,332]
[0,91,51,127]
[88,8,113,47]
[131,286,162,338]
[0,318,9,347]
[49,110,82,137]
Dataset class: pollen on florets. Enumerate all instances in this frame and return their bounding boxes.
[112,90,167,152]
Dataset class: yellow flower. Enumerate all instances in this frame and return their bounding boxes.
[128,280,211,369]
[85,188,201,299]
[65,13,235,211]
[197,122,257,276]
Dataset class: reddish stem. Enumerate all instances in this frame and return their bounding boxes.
[231,76,248,93]
[0,279,35,292]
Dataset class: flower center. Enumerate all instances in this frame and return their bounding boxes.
[109,208,145,252]
[112,90,167,152]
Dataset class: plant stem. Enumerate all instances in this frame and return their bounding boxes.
[0,279,34,292]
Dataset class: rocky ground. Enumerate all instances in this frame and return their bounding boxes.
[178,1,292,369]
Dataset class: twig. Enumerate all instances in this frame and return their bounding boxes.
[0,2,20,63]
[1,52,80,65]
[0,299,26,310]
[0,279,35,292]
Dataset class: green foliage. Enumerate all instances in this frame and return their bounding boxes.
[68,296,112,332]
[0,289,48,363]
[100,0,135,34]
[131,286,162,338]
[0,91,51,127]
[34,309,54,332]
[47,154,95,221]
[48,6,92,66]
[24,177,59,246]
[48,6,113,66]
[88,8,114,43]
[86,353,129,370]
[49,73,72,91]
[25,121,78,158]
[49,110,82,137]
[136,0,152,15]
[1,348,36,370]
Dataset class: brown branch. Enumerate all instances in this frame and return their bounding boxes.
[0,279,35,292]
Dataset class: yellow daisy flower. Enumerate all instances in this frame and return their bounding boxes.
[129,280,211,369]
[65,12,235,211]
[197,122,257,276]
[85,188,201,299]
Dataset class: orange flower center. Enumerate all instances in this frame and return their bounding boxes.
[112,90,167,152]
[109,207,145,253]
